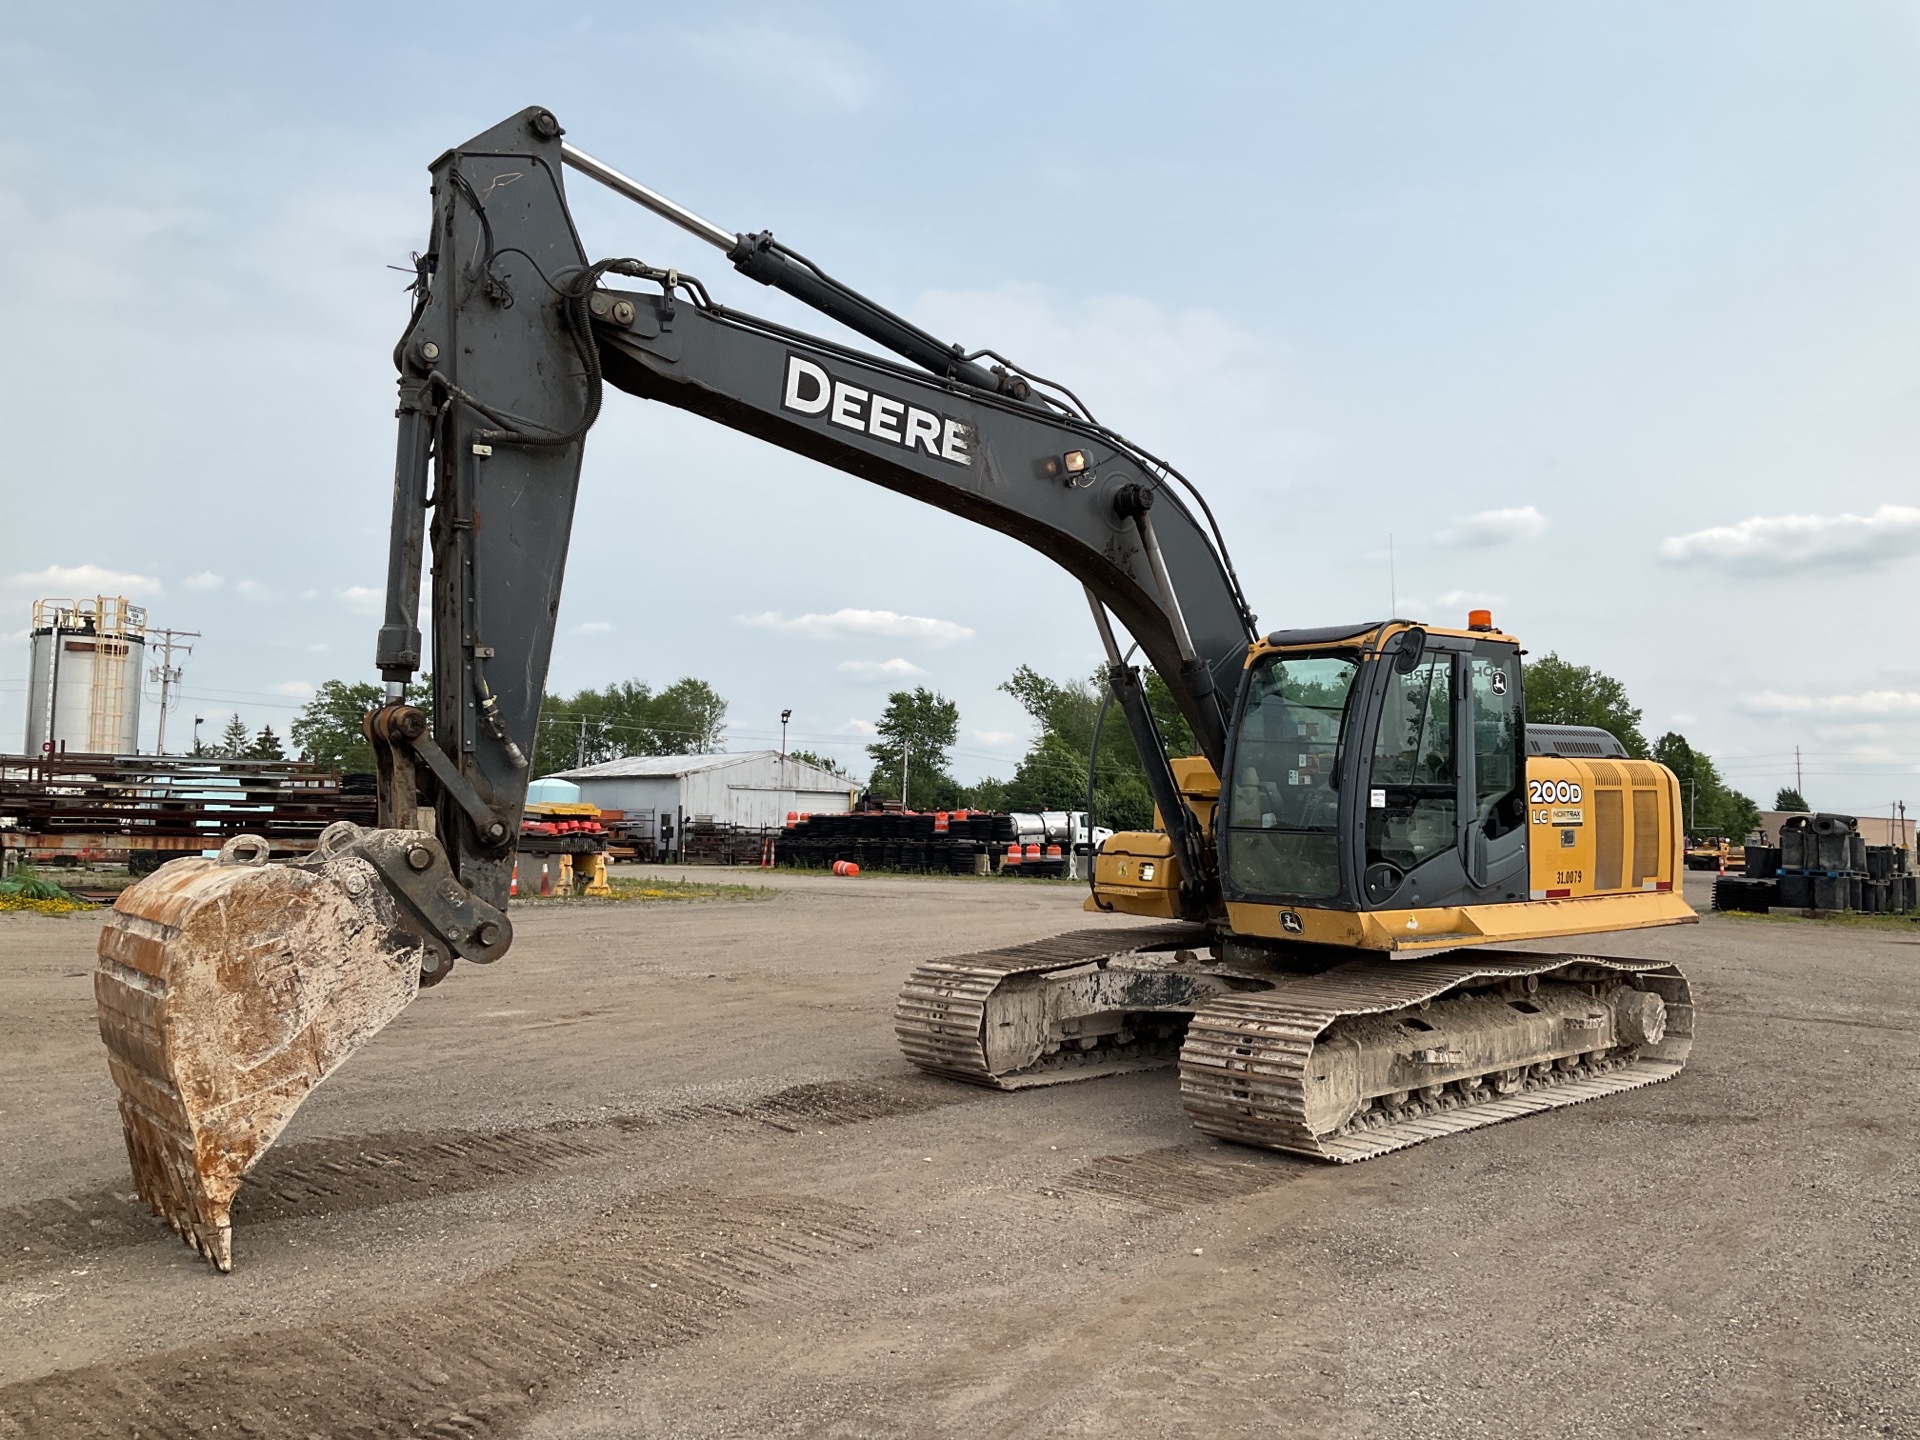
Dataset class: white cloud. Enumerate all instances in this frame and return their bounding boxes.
[1661,504,1920,576]
[7,563,163,597]
[689,23,876,109]
[1438,507,1550,547]
[572,621,614,635]
[970,729,1019,747]
[1813,723,1886,741]
[338,586,383,615]
[182,570,224,591]
[837,657,927,680]
[741,608,974,646]
[1398,590,1504,619]
[1743,689,1920,719]
[270,680,315,699]
[909,286,1321,487]
[840,718,880,736]
[233,579,272,599]
[1670,712,1698,726]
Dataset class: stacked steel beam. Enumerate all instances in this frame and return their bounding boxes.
[774,810,1070,877]
[0,753,373,865]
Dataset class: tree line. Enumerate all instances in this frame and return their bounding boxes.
[285,677,726,775]
[276,651,1769,842]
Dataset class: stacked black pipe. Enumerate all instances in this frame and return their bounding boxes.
[773,810,1070,877]
[1719,813,1915,914]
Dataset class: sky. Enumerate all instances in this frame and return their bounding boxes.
[1,1,1916,816]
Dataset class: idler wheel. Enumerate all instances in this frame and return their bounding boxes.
[1610,987,1668,1047]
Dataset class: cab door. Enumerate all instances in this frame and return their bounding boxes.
[1457,642,1528,899]
[1359,636,1528,909]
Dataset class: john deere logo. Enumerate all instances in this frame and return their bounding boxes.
[1279,911,1304,935]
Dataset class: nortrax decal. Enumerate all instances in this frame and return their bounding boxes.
[781,354,974,467]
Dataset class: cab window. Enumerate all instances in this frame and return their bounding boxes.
[1469,645,1525,838]
[1367,656,1456,874]
[1225,653,1357,899]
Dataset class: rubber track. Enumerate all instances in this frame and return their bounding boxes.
[1179,952,1694,1161]
[894,925,1196,1087]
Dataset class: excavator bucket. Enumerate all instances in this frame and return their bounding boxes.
[94,835,426,1271]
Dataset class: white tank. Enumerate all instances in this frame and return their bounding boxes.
[24,597,146,755]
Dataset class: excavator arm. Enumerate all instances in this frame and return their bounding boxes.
[94,105,1255,1268]
[373,106,1255,937]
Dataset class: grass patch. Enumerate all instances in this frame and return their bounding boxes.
[527,876,777,905]
[0,865,92,915]
[1715,907,1920,934]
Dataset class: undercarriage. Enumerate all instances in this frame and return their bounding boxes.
[895,927,1693,1159]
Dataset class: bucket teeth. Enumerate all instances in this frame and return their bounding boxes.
[93,847,422,1271]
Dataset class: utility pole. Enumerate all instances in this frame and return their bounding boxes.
[780,708,792,778]
[147,627,200,755]
[576,713,588,769]
[900,734,910,808]
[1795,745,1803,799]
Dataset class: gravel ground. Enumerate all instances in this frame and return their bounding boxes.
[0,867,1914,1439]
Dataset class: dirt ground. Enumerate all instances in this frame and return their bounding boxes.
[1,867,1915,1440]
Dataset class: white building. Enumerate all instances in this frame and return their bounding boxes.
[550,751,859,855]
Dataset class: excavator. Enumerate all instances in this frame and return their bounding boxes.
[94,108,1696,1272]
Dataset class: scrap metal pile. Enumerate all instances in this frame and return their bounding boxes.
[1715,812,1916,914]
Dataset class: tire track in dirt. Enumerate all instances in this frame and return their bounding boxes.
[1047,1145,1302,1213]
[0,1189,874,1440]
[0,1079,962,1281]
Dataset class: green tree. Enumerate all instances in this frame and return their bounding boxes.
[534,677,729,776]
[292,680,385,772]
[977,664,1196,832]
[1523,652,1648,757]
[1775,787,1810,813]
[866,688,962,808]
[216,714,251,758]
[247,725,286,761]
[1654,731,1760,840]
[787,748,851,778]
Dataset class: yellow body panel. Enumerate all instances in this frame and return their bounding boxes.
[1087,830,1182,918]
[1522,756,1684,901]
[1226,889,1695,952]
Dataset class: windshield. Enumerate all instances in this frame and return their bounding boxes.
[1224,652,1358,899]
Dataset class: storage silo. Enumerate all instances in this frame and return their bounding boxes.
[24,596,147,755]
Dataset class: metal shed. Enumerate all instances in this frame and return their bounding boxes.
[550,751,859,857]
